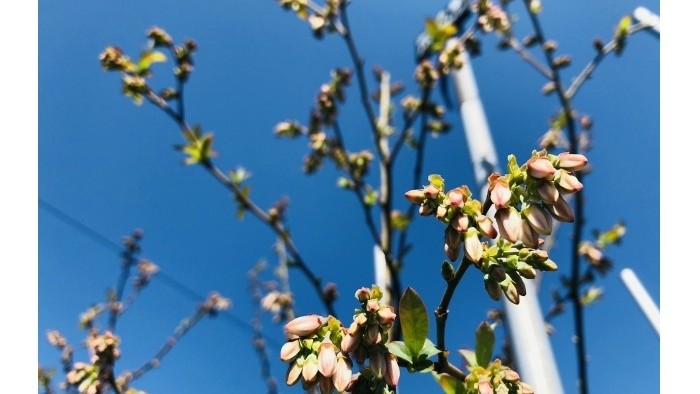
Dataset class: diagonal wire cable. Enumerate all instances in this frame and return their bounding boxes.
[38,197,283,347]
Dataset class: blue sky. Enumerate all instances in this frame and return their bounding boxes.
[35,1,660,393]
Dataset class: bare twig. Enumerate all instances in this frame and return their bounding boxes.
[566,23,648,100]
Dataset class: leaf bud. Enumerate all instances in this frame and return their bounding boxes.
[441,260,455,282]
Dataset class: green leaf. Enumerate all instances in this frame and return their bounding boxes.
[596,223,626,248]
[616,15,632,37]
[458,349,477,368]
[386,341,413,364]
[399,287,430,358]
[475,321,495,367]
[137,50,167,74]
[433,372,469,394]
[420,338,442,359]
[428,174,445,191]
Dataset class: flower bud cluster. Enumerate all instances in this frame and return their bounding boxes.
[281,314,354,393]
[475,0,511,34]
[260,290,294,322]
[277,0,341,38]
[404,150,587,303]
[280,285,400,393]
[275,69,360,176]
[64,331,121,394]
[415,60,439,89]
[464,359,534,394]
[438,41,465,75]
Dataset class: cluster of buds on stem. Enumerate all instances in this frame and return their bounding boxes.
[277,0,343,38]
[474,0,511,34]
[99,26,195,105]
[64,331,121,394]
[464,359,534,394]
[280,286,399,393]
[405,150,588,303]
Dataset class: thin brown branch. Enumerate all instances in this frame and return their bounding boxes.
[565,23,648,100]
[505,37,553,80]
[434,255,472,381]
[523,2,587,393]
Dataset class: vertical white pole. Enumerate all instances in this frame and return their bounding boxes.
[620,268,660,335]
[450,39,565,394]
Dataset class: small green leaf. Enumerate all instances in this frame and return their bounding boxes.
[596,223,626,248]
[616,15,632,37]
[458,349,477,368]
[137,50,167,74]
[428,174,445,191]
[419,338,442,359]
[364,188,378,206]
[400,287,430,358]
[433,372,469,394]
[475,321,495,367]
[386,341,413,364]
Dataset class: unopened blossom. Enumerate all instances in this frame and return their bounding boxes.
[520,220,540,248]
[452,214,470,232]
[522,204,552,235]
[286,359,303,385]
[317,337,338,377]
[526,156,556,180]
[302,354,319,382]
[280,340,301,361]
[495,207,522,243]
[376,306,396,325]
[370,351,386,378]
[333,356,353,391]
[465,227,483,263]
[447,187,467,208]
[556,170,583,194]
[284,314,324,338]
[537,181,559,205]
[444,226,462,262]
[489,177,511,209]
[546,196,575,222]
[557,152,588,171]
[404,189,426,203]
[475,215,498,239]
[385,353,400,386]
[423,184,440,199]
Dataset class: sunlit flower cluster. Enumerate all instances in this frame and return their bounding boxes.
[404,150,588,303]
[280,286,399,393]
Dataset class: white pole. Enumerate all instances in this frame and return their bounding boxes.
[450,39,565,394]
[620,268,660,335]
[633,7,660,35]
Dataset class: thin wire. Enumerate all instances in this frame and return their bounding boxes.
[38,197,283,347]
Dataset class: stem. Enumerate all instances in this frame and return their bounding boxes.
[523,3,587,393]
[505,37,553,80]
[434,255,471,380]
[144,84,337,316]
[107,239,139,332]
[126,307,208,382]
[565,24,647,100]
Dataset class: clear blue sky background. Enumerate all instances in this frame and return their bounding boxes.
[39,1,659,393]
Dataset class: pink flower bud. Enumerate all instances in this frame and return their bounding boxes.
[537,181,559,205]
[367,324,382,344]
[333,356,353,392]
[527,156,556,180]
[341,332,360,353]
[384,353,401,386]
[546,196,575,222]
[280,340,301,362]
[556,170,583,194]
[522,204,552,235]
[423,184,439,199]
[444,226,462,262]
[366,299,380,313]
[377,306,396,325]
[370,351,386,378]
[318,337,338,378]
[490,179,511,209]
[520,220,539,248]
[447,188,465,208]
[478,376,494,394]
[557,152,588,171]
[404,189,426,204]
[464,228,483,263]
[286,360,303,385]
[284,315,323,338]
[302,354,319,383]
[451,214,470,232]
[495,207,522,243]
[504,369,521,382]
[475,215,498,239]
[355,287,371,302]
[436,205,448,219]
